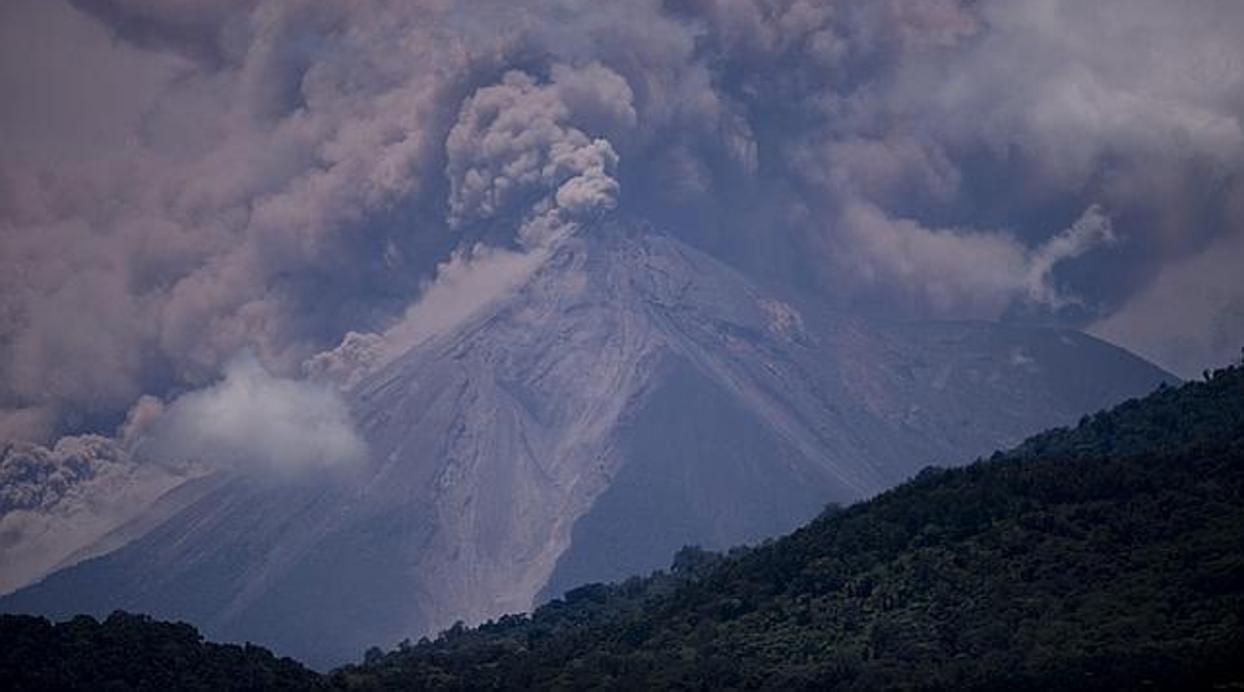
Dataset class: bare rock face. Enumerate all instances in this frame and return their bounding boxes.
[0,226,1173,667]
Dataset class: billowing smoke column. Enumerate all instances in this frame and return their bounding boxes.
[1,0,1243,448]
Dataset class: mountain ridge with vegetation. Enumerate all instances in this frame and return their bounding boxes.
[332,360,1244,689]
[3,359,1242,690]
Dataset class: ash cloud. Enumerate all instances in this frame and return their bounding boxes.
[0,434,194,593]
[2,0,1243,451]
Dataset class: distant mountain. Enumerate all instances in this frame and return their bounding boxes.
[0,225,1173,667]
[334,361,1244,690]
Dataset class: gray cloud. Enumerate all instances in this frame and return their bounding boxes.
[1,0,1242,446]
[445,65,630,245]
[0,434,194,593]
[1091,229,1244,378]
[0,0,467,437]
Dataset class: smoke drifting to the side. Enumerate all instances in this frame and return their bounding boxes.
[2,0,1243,448]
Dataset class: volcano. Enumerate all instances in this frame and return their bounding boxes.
[0,224,1173,667]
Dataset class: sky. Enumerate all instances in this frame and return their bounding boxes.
[1,0,1243,451]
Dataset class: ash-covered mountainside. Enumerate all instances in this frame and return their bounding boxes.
[337,360,1244,691]
[0,226,1172,667]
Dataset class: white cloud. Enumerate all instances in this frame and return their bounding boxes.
[142,352,366,473]
[840,203,1115,317]
[1023,205,1115,307]
[307,241,550,389]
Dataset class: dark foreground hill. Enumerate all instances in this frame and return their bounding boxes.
[331,362,1244,690]
[0,611,320,690]
[2,362,1242,690]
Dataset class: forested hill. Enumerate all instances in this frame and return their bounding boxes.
[333,362,1244,690]
[0,612,320,690]
[2,363,1242,690]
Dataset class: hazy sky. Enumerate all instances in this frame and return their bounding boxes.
[2,0,1242,446]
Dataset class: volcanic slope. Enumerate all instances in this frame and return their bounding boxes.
[0,226,1172,667]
